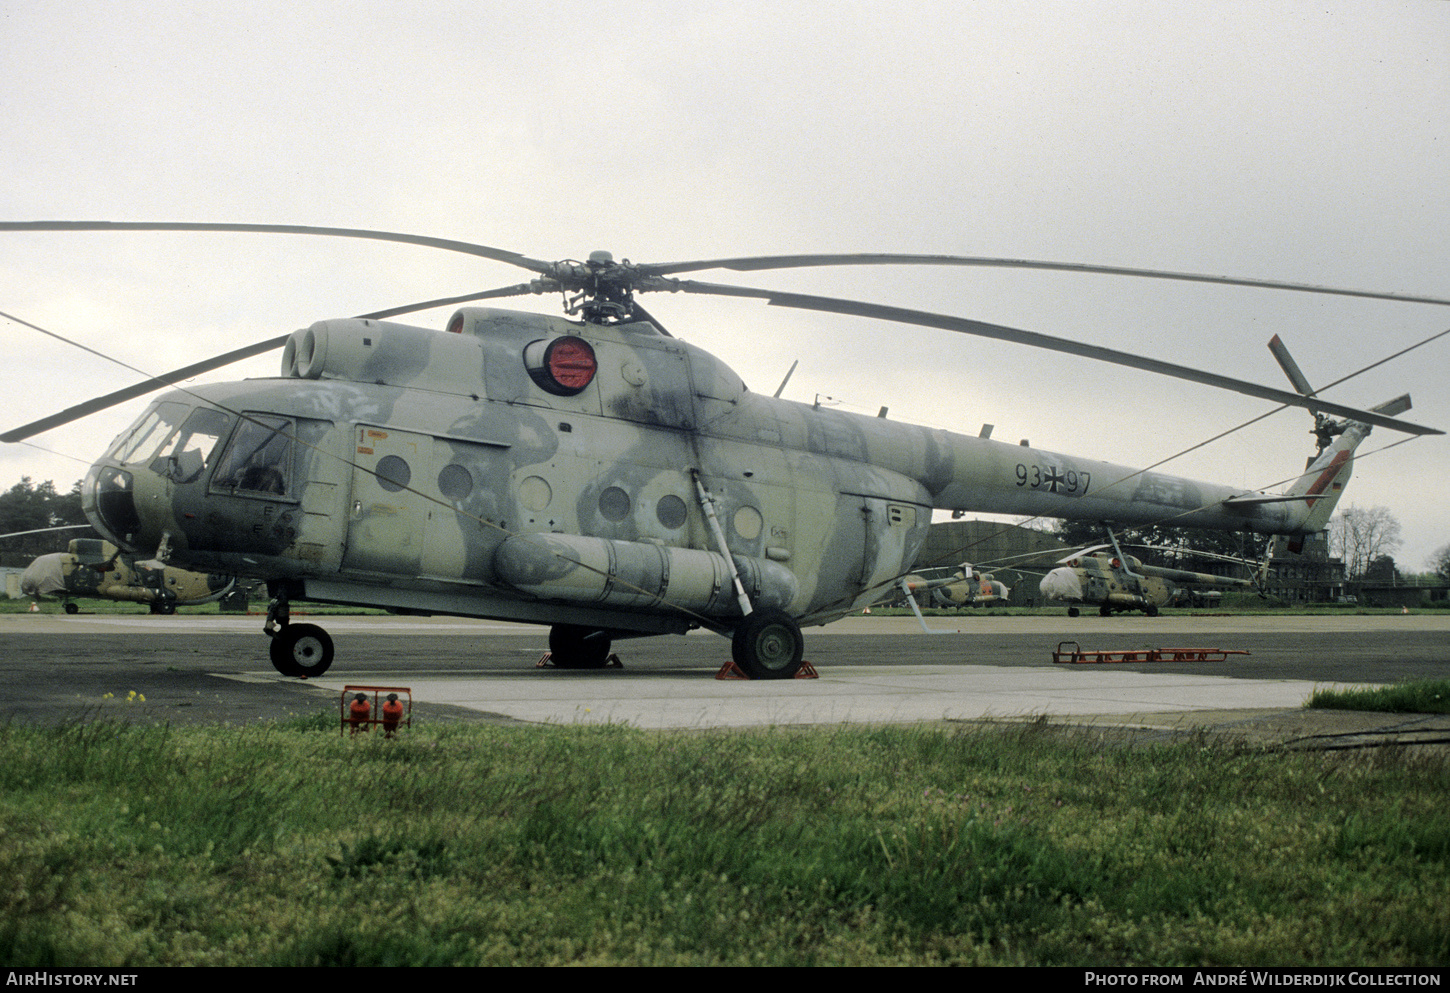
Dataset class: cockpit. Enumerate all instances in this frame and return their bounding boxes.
[85,401,297,550]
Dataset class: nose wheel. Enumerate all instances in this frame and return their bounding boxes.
[264,594,334,677]
[268,622,335,678]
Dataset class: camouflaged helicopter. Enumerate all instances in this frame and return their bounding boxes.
[1039,534,1259,617]
[21,536,236,614]
[896,564,1010,609]
[1,222,1445,680]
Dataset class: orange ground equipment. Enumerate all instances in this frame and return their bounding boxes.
[339,685,413,736]
[715,659,819,680]
[1052,642,1250,664]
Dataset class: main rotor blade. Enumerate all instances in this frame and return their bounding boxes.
[1,278,554,442]
[1,334,290,443]
[358,283,539,320]
[0,221,556,275]
[670,280,1442,436]
[645,253,1450,308]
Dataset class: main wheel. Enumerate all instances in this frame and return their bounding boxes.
[548,625,613,669]
[269,623,334,678]
[731,609,804,680]
[64,602,79,614]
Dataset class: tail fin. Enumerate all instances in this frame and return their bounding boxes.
[1223,416,1367,542]
[1284,420,1366,538]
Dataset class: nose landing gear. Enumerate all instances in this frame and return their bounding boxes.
[264,593,334,678]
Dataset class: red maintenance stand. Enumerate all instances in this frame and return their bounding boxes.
[339,685,413,737]
[1052,642,1251,664]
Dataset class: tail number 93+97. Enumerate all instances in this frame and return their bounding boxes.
[1015,463,1090,496]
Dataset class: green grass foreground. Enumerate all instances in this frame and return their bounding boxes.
[1308,678,1450,714]
[1,717,1446,967]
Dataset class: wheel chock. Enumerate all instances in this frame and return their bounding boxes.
[715,659,819,680]
[536,653,624,669]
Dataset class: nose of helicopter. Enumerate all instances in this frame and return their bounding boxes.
[1039,566,1083,602]
[82,460,147,552]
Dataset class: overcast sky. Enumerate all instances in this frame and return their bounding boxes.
[2,1,1447,568]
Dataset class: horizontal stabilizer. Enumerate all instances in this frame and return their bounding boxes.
[1223,493,1320,506]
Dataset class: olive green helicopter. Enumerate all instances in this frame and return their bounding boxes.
[1,221,1444,679]
[1039,532,1261,617]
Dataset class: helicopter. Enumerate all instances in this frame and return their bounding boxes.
[20,536,236,614]
[0,221,1444,680]
[1039,533,1259,617]
[897,563,1010,609]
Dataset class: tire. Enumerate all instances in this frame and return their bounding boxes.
[1067,607,1079,618]
[269,623,334,678]
[64,602,79,615]
[731,609,804,680]
[548,625,612,669]
[1100,604,1112,617]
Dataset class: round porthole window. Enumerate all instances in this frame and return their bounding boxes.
[376,455,411,493]
[438,463,473,501]
[656,494,687,530]
[599,486,631,522]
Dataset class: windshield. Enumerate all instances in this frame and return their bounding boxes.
[108,401,188,466]
[147,407,232,484]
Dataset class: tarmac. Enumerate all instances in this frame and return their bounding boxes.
[5,610,1449,749]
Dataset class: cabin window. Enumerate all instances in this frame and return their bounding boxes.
[656,494,688,530]
[598,486,631,522]
[375,455,412,493]
[438,464,473,501]
[212,415,294,496]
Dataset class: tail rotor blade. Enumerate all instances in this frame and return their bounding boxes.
[1268,334,1317,399]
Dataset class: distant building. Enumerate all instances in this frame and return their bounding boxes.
[1266,531,1345,603]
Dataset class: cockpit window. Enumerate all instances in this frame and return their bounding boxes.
[149,407,232,484]
[109,401,189,466]
[211,414,293,496]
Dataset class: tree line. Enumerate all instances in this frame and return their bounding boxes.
[0,477,97,560]
[1054,502,1445,584]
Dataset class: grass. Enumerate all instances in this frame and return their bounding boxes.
[1307,678,1450,714]
[0,716,1446,966]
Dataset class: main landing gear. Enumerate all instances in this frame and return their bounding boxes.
[264,594,334,678]
[542,611,809,680]
[547,624,614,669]
[731,609,805,680]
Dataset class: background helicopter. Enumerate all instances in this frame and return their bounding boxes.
[20,535,236,614]
[896,563,1010,609]
[1039,534,1260,617]
[0,222,1444,680]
